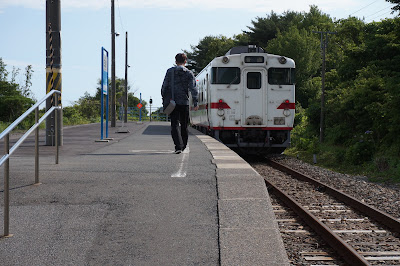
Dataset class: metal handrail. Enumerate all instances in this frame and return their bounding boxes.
[0,89,61,237]
[0,90,60,140]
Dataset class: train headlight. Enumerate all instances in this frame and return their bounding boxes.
[222,56,229,64]
[283,109,291,117]
[278,56,287,64]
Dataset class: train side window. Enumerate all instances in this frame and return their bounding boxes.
[211,67,240,84]
[268,68,295,85]
[247,72,261,89]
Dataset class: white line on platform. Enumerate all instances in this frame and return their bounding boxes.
[129,150,174,154]
[171,146,189,178]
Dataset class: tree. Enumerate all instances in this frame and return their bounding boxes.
[74,92,100,122]
[244,6,333,49]
[184,35,235,74]
[386,0,400,14]
[323,17,400,151]
[92,77,147,120]
[300,5,334,32]
[0,58,8,81]
[266,26,321,107]
[21,65,34,98]
[0,58,35,123]
[244,11,282,48]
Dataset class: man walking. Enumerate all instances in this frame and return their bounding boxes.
[161,53,199,154]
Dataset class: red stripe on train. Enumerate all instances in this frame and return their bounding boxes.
[210,102,231,109]
[277,102,295,109]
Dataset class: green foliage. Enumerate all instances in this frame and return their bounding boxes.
[266,26,320,107]
[369,155,400,183]
[63,106,92,125]
[0,58,8,81]
[245,6,333,48]
[0,121,10,132]
[74,92,100,123]
[345,139,375,165]
[386,0,400,14]
[93,77,146,121]
[184,35,236,74]
[0,58,35,123]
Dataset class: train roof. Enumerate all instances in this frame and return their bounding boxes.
[225,46,265,55]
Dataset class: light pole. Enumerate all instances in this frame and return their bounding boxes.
[111,0,117,127]
[124,31,129,123]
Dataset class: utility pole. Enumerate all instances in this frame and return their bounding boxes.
[46,0,62,146]
[313,31,336,143]
[124,31,128,123]
[111,0,116,127]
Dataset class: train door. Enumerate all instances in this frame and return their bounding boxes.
[206,73,211,127]
[243,68,266,126]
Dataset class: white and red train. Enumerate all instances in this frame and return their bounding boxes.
[190,45,295,154]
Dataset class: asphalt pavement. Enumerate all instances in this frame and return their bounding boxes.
[0,121,289,265]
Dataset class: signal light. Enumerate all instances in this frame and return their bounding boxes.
[219,99,223,103]
[284,99,290,104]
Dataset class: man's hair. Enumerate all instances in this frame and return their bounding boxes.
[175,53,187,64]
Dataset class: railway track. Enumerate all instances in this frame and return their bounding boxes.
[250,159,400,265]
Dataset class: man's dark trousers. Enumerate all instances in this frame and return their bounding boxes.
[170,104,189,151]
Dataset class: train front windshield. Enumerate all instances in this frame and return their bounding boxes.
[268,68,295,85]
[211,67,241,84]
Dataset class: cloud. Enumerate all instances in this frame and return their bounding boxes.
[0,0,45,10]
[0,0,361,13]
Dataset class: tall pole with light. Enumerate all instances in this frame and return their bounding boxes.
[111,0,116,127]
[124,31,129,123]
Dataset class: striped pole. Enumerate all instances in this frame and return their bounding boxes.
[46,0,63,146]
[48,23,54,105]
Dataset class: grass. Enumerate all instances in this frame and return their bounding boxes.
[284,143,400,185]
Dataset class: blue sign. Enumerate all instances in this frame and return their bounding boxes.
[101,48,108,95]
[101,47,109,140]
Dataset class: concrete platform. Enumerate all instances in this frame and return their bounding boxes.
[0,121,289,265]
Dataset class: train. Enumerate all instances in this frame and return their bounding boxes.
[189,45,295,154]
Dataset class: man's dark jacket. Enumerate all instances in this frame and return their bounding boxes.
[161,66,198,109]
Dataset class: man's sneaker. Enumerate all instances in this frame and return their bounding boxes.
[174,150,182,154]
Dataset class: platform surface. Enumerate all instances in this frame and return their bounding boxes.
[0,121,289,265]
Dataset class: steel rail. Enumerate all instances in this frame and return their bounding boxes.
[1,89,61,237]
[267,159,400,234]
[264,178,370,265]
[0,90,61,140]
[0,106,60,166]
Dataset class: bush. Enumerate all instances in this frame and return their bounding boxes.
[344,140,374,165]
[0,121,10,132]
[325,124,353,145]
[63,106,91,126]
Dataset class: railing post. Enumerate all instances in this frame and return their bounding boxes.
[35,107,40,184]
[3,134,10,237]
[55,93,59,164]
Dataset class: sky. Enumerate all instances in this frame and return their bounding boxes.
[0,0,396,108]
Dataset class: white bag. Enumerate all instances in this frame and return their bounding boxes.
[163,100,176,115]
